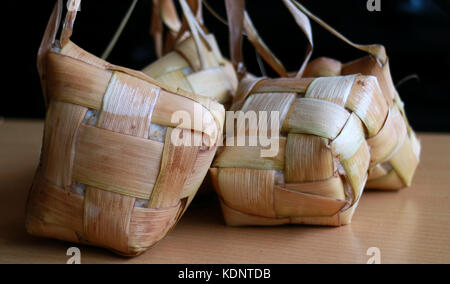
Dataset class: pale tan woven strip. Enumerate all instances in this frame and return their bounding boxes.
[217,168,276,218]
[390,135,420,187]
[84,187,136,253]
[213,138,286,171]
[98,72,161,139]
[367,107,408,165]
[366,167,405,190]
[148,128,199,209]
[142,52,189,78]
[27,175,84,234]
[284,134,334,183]
[61,41,110,69]
[241,92,297,131]
[46,52,112,109]
[175,36,217,72]
[219,199,289,227]
[331,114,366,161]
[182,146,217,198]
[342,56,395,104]
[284,176,346,201]
[72,125,164,199]
[219,198,343,227]
[157,69,194,93]
[40,101,87,188]
[187,67,233,103]
[282,98,350,140]
[305,76,357,107]
[128,202,180,253]
[251,77,314,94]
[26,215,80,244]
[274,186,347,218]
[340,142,370,201]
[346,76,389,137]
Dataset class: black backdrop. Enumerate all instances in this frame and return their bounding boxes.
[2,0,450,132]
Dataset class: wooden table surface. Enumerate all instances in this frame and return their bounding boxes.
[0,119,449,264]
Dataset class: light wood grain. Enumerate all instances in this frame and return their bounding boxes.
[0,120,449,264]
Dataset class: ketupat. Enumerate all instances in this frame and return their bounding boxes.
[26,0,224,256]
[210,0,419,226]
[296,0,421,190]
[143,0,238,105]
[211,75,387,226]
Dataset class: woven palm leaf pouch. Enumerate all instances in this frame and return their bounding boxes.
[296,1,421,190]
[26,0,224,256]
[210,0,415,227]
[143,0,238,106]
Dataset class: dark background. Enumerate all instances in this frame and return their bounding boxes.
[2,0,450,132]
